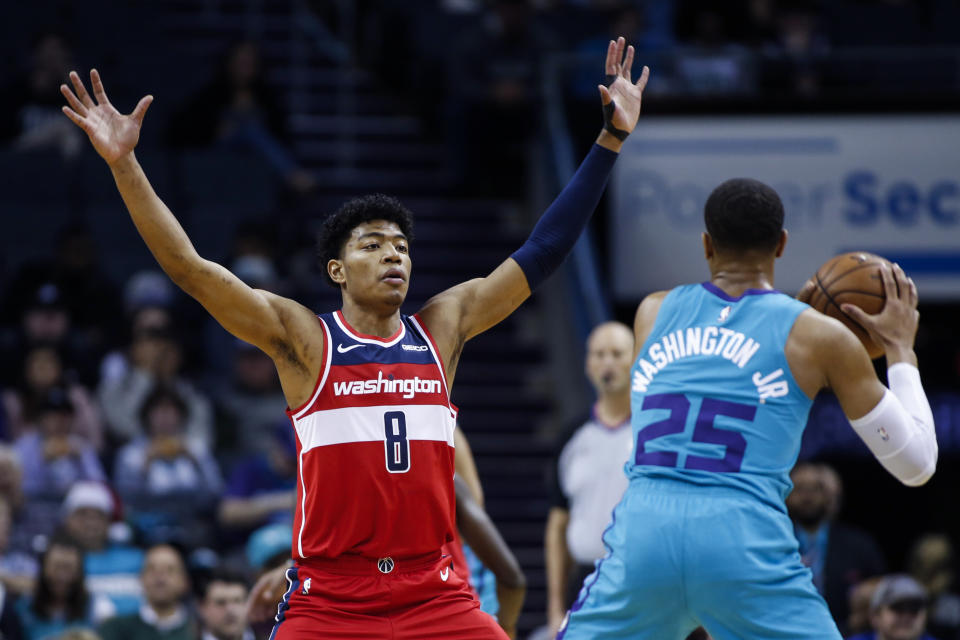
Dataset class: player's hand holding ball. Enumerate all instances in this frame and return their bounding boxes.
[804,252,919,361]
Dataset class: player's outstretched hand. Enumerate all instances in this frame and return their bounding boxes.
[598,36,650,141]
[841,263,920,359]
[245,563,289,623]
[60,70,153,166]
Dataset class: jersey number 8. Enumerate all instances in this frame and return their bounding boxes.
[384,411,411,473]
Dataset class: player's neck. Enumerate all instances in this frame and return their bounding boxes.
[595,393,630,427]
[708,258,776,298]
[339,299,403,338]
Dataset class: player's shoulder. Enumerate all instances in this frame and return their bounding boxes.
[789,307,862,353]
[633,289,672,347]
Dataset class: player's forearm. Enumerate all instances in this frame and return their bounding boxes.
[109,153,202,283]
[510,144,618,290]
[496,582,525,638]
[595,129,624,153]
[544,516,572,614]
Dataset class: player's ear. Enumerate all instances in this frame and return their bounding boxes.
[774,229,788,258]
[328,259,346,286]
[702,232,713,260]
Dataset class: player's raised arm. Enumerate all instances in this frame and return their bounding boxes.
[420,38,649,344]
[60,71,310,364]
[797,264,936,486]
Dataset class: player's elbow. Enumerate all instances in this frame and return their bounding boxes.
[499,565,527,590]
[900,454,937,487]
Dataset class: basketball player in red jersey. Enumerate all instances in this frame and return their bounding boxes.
[60,38,649,639]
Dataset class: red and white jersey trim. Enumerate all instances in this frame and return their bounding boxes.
[333,310,406,346]
[294,404,455,453]
[291,319,333,421]
[409,314,457,417]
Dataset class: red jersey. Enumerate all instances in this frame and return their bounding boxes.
[285,311,458,560]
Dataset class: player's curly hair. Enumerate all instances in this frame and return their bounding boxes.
[704,178,784,253]
[316,194,415,288]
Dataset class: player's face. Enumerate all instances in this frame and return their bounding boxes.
[585,325,634,396]
[333,220,411,308]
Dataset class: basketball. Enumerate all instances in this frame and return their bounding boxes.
[807,252,891,359]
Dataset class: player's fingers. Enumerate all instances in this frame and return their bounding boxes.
[796,278,816,303]
[635,65,650,91]
[604,39,617,76]
[131,95,154,125]
[90,69,111,106]
[840,303,874,328]
[69,71,96,108]
[878,263,897,301]
[61,105,89,132]
[60,84,88,117]
[891,262,911,300]
[907,276,918,308]
[622,45,635,79]
[598,84,612,105]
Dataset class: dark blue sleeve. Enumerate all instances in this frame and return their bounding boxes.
[511,144,618,290]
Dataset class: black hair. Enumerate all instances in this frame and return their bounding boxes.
[196,566,249,601]
[704,178,784,254]
[316,194,415,288]
[33,532,89,621]
[139,385,189,429]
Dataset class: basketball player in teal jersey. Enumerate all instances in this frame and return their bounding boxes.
[558,178,938,640]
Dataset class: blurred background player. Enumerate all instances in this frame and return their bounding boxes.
[60,36,648,638]
[543,321,633,638]
[559,178,937,639]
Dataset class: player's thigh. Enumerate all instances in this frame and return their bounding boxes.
[560,502,695,639]
[269,591,392,639]
[686,501,841,640]
[391,565,507,640]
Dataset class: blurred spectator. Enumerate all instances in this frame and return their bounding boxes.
[217,421,295,535]
[0,32,82,158]
[195,568,253,640]
[0,495,38,597]
[61,482,143,616]
[850,577,886,637]
[244,523,292,577]
[98,325,213,451]
[1,224,122,383]
[97,544,195,640]
[450,0,559,195]
[165,40,314,194]
[13,387,105,499]
[113,386,222,548]
[15,534,114,640]
[673,3,753,95]
[2,345,102,448]
[1,283,72,388]
[212,340,286,456]
[786,461,886,633]
[544,322,633,638]
[908,533,960,640]
[759,1,829,98]
[99,304,173,387]
[847,574,938,640]
[55,631,99,640]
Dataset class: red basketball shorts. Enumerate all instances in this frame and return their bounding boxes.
[268,552,508,639]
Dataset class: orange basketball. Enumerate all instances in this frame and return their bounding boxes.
[807,252,891,359]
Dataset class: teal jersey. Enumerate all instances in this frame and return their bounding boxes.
[628,283,812,511]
